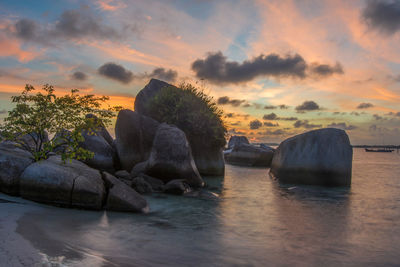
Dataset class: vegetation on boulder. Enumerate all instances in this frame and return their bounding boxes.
[0,84,120,162]
[144,83,227,148]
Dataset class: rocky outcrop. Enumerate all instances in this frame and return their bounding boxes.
[0,143,33,195]
[20,156,105,209]
[270,128,353,186]
[227,135,249,149]
[102,172,148,213]
[132,123,204,188]
[134,78,172,116]
[190,143,225,176]
[115,109,159,172]
[133,79,225,176]
[225,143,274,167]
[80,114,116,173]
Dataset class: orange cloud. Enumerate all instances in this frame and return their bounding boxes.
[0,33,39,62]
[96,0,126,11]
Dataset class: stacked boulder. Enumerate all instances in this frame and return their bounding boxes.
[224,135,275,167]
[134,78,225,176]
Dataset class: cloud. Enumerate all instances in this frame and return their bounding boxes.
[192,51,308,84]
[98,62,134,84]
[373,113,384,120]
[228,128,246,135]
[147,67,177,82]
[0,109,7,114]
[263,112,297,121]
[264,122,279,127]
[191,51,343,85]
[11,8,121,45]
[357,102,374,109]
[263,113,278,120]
[264,105,276,109]
[386,111,400,116]
[278,104,289,109]
[295,100,320,112]
[263,129,286,135]
[293,120,322,129]
[309,62,344,77]
[249,119,262,129]
[217,96,246,107]
[362,0,400,35]
[327,122,358,130]
[71,71,88,81]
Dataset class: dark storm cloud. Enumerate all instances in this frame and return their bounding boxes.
[264,129,286,135]
[309,62,344,77]
[191,51,308,84]
[191,51,344,84]
[295,101,321,112]
[293,120,322,129]
[98,63,134,84]
[249,119,263,129]
[278,104,289,109]
[217,96,246,107]
[386,111,400,116]
[357,102,374,109]
[264,122,279,127]
[71,71,88,81]
[373,114,384,120]
[362,0,400,34]
[327,122,358,130]
[147,68,177,82]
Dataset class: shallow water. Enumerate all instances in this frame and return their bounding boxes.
[3,148,400,266]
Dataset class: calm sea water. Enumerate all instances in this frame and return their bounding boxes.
[6,148,400,266]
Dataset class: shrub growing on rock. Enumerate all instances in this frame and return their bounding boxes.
[0,84,120,162]
[144,83,227,148]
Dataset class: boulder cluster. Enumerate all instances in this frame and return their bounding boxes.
[0,79,223,213]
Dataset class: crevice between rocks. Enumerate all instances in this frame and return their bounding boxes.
[100,171,112,209]
[69,175,80,208]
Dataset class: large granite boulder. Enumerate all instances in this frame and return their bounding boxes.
[270,128,353,186]
[134,78,171,115]
[225,143,274,167]
[102,172,148,213]
[0,143,33,195]
[80,114,116,173]
[164,179,191,195]
[227,135,249,149]
[134,79,225,176]
[20,156,105,209]
[133,123,204,188]
[115,109,159,172]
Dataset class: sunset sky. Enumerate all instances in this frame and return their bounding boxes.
[0,0,400,145]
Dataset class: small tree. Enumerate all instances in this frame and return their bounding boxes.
[0,84,120,162]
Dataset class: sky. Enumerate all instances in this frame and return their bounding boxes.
[0,0,400,145]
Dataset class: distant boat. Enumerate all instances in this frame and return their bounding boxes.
[365,148,394,152]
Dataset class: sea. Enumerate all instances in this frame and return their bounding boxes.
[0,148,400,266]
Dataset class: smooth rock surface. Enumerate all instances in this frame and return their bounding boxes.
[131,176,153,194]
[225,143,274,167]
[115,109,159,172]
[20,156,105,209]
[270,128,353,186]
[0,144,33,195]
[134,78,171,116]
[142,123,204,188]
[102,172,148,213]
